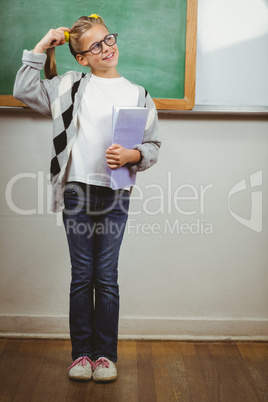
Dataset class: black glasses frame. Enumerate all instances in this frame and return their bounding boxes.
[78,33,118,56]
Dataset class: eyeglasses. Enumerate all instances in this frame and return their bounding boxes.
[78,33,118,55]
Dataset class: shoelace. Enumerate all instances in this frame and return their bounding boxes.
[94,357,110,369]
[68,356,94,371]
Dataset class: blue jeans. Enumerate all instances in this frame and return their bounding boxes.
[62,182,130,362]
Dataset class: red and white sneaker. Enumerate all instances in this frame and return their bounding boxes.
[68,356,94,381]
[93,357,117,382]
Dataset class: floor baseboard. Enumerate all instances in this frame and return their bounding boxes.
[0,314,267,340]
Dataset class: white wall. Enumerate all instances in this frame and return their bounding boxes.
[0,0,268,339]
[0,111,267,339]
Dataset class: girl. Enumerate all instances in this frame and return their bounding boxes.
[13,14,160,382]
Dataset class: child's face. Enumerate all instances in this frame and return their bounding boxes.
[77,24,119,78]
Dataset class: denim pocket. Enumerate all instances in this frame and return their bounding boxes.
[64,183,81,196]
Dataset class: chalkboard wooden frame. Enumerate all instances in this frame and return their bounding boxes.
[154,0,197,110]
[0,0,197,110]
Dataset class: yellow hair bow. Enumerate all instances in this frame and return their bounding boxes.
[64,31,70,42]
[89,14,99,19]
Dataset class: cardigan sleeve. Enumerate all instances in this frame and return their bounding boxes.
[129,91,161,173]
[13,50,54,117]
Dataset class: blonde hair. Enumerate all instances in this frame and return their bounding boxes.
[44,15,107,79]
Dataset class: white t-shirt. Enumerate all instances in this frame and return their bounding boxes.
[67,74,139,187]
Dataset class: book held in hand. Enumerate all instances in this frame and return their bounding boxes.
[110,106,150,190]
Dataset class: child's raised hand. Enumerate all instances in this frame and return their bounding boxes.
[33,27,70,54]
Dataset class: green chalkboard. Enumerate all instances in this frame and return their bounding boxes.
[0,0,197,110]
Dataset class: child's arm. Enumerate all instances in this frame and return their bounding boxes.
[13,27,69,116]
[130,93,160,172]
[13,51,51,116]
[32,27,68,54]
[106,90,160,171]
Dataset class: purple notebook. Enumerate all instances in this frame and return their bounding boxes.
[110,106,150,190]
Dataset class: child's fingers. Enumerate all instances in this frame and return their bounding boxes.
[41,28,70,49]
[106,155,120,163]
[57,27,71,32]
[107,161,119,169]
[106,144,123,157]
[106,149,119,158]
[50,29,66,45]
[108,143,120,150]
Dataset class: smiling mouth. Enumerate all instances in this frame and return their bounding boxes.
[103,52,114,61]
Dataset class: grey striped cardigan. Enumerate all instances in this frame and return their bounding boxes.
[13,50,161,212]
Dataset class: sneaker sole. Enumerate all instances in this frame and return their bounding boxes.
[93,374,117,382]
[69,374,92,381]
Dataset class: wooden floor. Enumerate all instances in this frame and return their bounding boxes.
[0,339,267,402]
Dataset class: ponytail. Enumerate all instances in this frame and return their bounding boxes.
[45,48,58,79]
